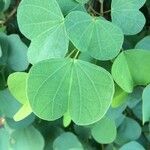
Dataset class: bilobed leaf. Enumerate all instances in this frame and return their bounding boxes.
[112,49,150,93]
[27,58,114,125]
[135,36,150,50]
[8,72,32,121]
[142,84,150,123]
[111,0,146,35]
[10,126,44,150]
[120,141,145,150]
[91,116,117,144]
[57,0,85,15]
[17,0,69,64]
[65,11,124,60]
[53,132,83,150]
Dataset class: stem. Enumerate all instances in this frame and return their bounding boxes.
[66,49,76,58]
[74,51,80,59]
[103,10,111,14]
[100,0,104,16]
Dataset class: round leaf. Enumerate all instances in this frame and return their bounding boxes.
[65,11,124,60]
[53,132,83,150]
[91,116,117,144]
[120,141,145,150]
[27,58,114,125]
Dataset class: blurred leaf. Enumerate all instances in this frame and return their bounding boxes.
[91,116,117,144]
[120,141,145,150]
[0,89,20,118]
[9,126,44,150]
[0,128,9,150]
[142,84,150,123]
[135,36,150,50]
[53,132,83,150]
[115,117,141,145]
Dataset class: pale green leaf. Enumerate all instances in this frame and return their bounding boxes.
[112,49,150,93]
[27,58,114,125]
[10,126,44,150]
[135,36,150,50]
[142,84,150,123]
[65,11,124,60]
[8,72,32,121]
[91,116,117,144]
[120,141,145,150]
[53,132,83,150]
[111,0,146,35]
[63,111,72,127]
[112,85,128,108]
[0,128,9,150]
[17,0,69,64]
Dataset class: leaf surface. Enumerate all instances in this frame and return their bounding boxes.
[27,58,114,125]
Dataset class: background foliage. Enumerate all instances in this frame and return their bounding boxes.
[0,0,150,149]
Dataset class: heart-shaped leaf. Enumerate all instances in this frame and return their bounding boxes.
[111,0,146,35]
[112,49,150,93]
[27,58,114,125]
[142,84,150,123]
[17,0,69,64]
[65,11,124,60]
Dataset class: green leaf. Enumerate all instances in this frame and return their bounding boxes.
[135,36,150,50]
[63,111,72,127]
[120,141,145,150]
[17,0,69,64]
[27,58,114,125]
[8,72,32,121]
[75,0,89,4]
[6,34,29,71]
[0,128,9,150]
[0,44,2,57]
[9,126,44,150]
[142,84,150,123]
[112,85,128,108]
[115,117,141,145]
[57,0,85,15]
[0,89,21,118]
[65,11,124,60]
[111,0,146,35]
[91,116,117,144]
[112,49,150,93]
[53,132,83,150]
